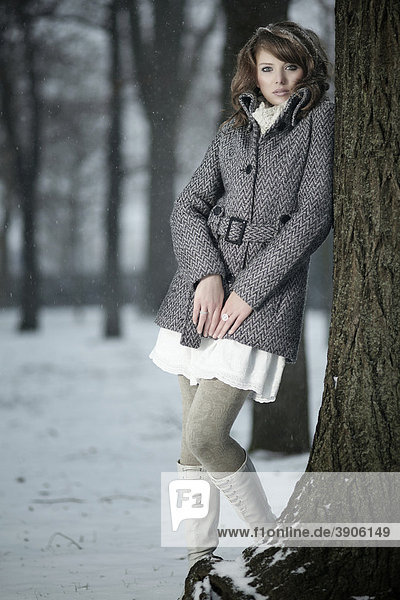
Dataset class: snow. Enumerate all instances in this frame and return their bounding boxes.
[0,305,328,599]
[193,576,213,600]
[210,555,266,600]
[291,565,306,574]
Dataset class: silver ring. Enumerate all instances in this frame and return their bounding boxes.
[199,310,209,315]
[221,313,230,321]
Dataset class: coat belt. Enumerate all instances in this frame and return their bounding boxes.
[180,208,280,350]
[207,208,277,246]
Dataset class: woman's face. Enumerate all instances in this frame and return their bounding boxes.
[255,48,304,106]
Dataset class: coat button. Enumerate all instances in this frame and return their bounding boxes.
[280,214,291,225]
[213,205,223,216]
[246,164,253,174]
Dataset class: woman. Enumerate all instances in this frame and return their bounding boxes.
[149,20,334,577]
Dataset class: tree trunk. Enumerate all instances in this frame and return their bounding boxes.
[127,0,218,312]
[0,8,42,330]
[0,198,11,307]
[220,0,290,116]
[20,180,39,330]
[127,0,186,311]
[104,0,123,337]
[18,16,41,331]
[308,220,334,311]
[143,117,178,310]
[183,1,400,597]
[220,0,310,456]
[249,330,310,455]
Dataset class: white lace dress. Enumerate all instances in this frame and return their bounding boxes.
[149,99,289,403]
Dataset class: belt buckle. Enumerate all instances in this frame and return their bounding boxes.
[225,216,247,245]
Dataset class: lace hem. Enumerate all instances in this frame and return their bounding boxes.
[149,351,278,404]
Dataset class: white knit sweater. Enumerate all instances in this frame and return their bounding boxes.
[251,98,289,134]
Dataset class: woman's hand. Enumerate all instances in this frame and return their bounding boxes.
[212,291,253,339]
[193,274,225,338]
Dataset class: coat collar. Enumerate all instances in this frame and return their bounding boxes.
[239,86,312,133]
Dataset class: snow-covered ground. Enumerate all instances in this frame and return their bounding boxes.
[0,306,328,599]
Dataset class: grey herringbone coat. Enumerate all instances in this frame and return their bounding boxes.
[154,86,334,363]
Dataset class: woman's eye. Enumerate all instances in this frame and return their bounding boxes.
[261,64,298,72]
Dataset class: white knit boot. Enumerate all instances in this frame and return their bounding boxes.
[208,451,276,537]
[176,460,222,570]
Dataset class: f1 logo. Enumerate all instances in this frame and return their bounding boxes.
[169,480,210,531]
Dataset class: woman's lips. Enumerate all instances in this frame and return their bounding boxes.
[273,90,289,96]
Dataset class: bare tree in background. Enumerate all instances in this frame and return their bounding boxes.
[104,0,123,336]
[127,0,218,312]
[249,332,310,454]
[0,1,45,330]
[0,141,14,306]
[0,1,127,322]
[183,1,400,597]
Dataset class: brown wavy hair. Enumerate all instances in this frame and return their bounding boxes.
[223,21,332,129]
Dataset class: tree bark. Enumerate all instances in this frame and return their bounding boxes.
[183,1,400,597]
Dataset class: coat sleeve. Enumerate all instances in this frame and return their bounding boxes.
[169,129,227,290]
[232,101,335,311]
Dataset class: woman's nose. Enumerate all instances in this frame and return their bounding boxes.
[276,71,287,84]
